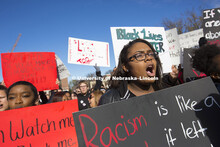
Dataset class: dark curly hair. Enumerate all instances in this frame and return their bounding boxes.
[109,39,163,90]
[192,44,220,76]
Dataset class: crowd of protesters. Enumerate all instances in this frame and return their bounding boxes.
[0,37,220,112]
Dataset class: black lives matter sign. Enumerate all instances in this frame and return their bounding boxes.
[203,8,220,46]
[73,77,220,147]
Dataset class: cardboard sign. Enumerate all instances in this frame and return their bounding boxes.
[56,54,70,80]
[0,100,79,147]
[73,77,220,147]
[165,28,181,66]
[68,37,110,67]
[183,48,206,82]
[203,8,220,46]
[179,29,204,49]
[110,27,172,73]
[61,77,69,91]
[1,52,59,91]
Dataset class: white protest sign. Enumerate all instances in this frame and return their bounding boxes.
[165,28,181,66]
[110,27,172,73]
[55,54,70,80]
[68,37,110,67]
[179,29,203,49]
[178,29,203,66]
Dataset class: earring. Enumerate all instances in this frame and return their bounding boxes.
[126,70,129,72]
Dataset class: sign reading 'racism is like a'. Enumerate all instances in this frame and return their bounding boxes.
[73,77,220,147]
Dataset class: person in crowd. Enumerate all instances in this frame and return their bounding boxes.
[199,37,208,47]
[77,80,91,110]
[71,92,78,100]
[88,90,103,108]
[0,85,9,111]
[99,39,179,105]
[75,87,81,94]
[64,91,71,100]
[7,81,39,109]
[192,44,220,92]
[52,91,68,102]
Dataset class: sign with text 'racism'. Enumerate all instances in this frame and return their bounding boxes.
[73,77,220,147]
[1,52,59,91]
[0,100,79,147]
[203,8,220,46]
[110,27,172,73]
[68,37,110,67]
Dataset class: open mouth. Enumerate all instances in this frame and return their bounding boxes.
[146,64,155,77]
[0,104,3,108]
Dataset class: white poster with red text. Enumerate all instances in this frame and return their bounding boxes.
[68,37,110,67]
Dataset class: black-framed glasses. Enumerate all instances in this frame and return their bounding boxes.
[128,51,158,61]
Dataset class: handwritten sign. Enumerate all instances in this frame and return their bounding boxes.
[179,29,204,49]
[165,28,181,66]
[203,8,220,46]
[68,37,110,67]
[56,54,70,80]
[178,29,204,66]
[110,27,172,73]
[73,77,220,147]
[0,100,79,147]
[1,52,59,91]
[183,48,206,82]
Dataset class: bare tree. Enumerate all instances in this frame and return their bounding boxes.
[162,8,203,34]
[69,80,80,92]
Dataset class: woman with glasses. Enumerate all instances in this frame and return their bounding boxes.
[99,39,179,105]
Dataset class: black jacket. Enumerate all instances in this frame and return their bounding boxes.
[99,74,179,105]
[77,92,91,110]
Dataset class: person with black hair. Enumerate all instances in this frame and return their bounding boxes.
[198,37,208,47]
[192,44,220,92]
[99,39,179,105]
[0,85,8,111]
[7,81,39,109]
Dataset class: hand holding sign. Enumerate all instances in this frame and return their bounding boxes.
[170,65,179,79]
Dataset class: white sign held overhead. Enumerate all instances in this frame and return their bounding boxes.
[178,28,203,49]
[55,54,70,80]
[110,27,172,73]
[165,28,181,66]
[68,37,110,67]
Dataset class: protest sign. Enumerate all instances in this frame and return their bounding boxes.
[1,52,59,91]
[68,37,110,67]
[178,29,203,49]
[56,54,70,80]
[165,28,181,66]
[73,77,220,147]
[203,7,220,46]
[0,100,79,147]
[110,27,172,73]
[61,77,69,91]
[178,29,203,66]
[183,48,206,82]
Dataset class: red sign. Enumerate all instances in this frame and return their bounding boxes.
[0,100,79,147]
[1,52,59,91]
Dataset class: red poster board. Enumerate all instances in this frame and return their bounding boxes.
[1,52,59,91]
[0,100,79,147]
